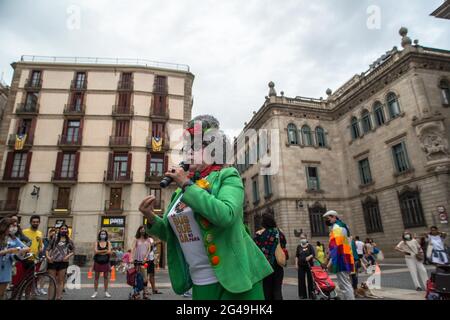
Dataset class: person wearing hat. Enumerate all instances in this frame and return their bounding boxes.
[139,115,273,300]
[323,210,355,300]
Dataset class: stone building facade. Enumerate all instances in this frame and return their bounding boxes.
[236,28,450,260]
[0,56,194,265]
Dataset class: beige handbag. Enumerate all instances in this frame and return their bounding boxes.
[274,231,287,267]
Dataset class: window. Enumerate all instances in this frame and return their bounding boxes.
[150,154,164,176]
[61,153,76,178]
[115,120,130,137]
[71,92,83,111]
[18,119,32,135]
[30,70,41,86]
[398,188,426,228]
[392,142,410,173]
[252,176,260,204]
[387,92,401,118]
[152,123,164,138]
[358,158,373,185]
[373,102,385,126]
[74,72,86,89]
[149,188,162,209]
[25,93,38,110]
[66,120,80,143]
[12,153,28,178]
[263,175,272,197]
[308,203,328,237]
[440,80,450,105]
[118,92,131,107]
[287,123,298,145]
[302,125,313,146]
[120,72,132,89]
[315,127,327,147]
[113,154,129,178]
[154,76,167,93]
[351,117,360,140]
[361,110,372,133]
[306,167,320,191]
[362,197,383,233]
[154,95,166,115]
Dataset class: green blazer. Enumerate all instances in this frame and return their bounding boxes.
[146,166,273,294]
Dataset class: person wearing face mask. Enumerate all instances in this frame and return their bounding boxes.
[130,226,153,299]
[295,235,315,299]
[9,215,31,247]
[46,225,74,300]
[323,210,355,300]
[0,218,29,299]
[92,230,112,298]
[395,231,429,291]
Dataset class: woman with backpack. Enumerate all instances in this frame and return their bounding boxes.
[46,224,74,300]
[254,213,288,300]
[295,234,315,299]
[91,230,112,298]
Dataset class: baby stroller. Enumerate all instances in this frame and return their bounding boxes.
[127,267,145,300]
[310,265,339,300]
[426,264,450,300]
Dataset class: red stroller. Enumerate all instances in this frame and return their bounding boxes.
[310,266,339,300]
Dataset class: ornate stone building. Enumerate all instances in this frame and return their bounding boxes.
[236,28,450,259]
[431,0,450,20]
[0,56,194,265]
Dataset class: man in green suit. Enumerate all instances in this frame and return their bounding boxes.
[139,115,273,300]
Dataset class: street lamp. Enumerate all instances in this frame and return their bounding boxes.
[31,185,40,199]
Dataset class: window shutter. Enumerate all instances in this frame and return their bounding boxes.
[55,152,63,178]
[3,152,14,179]
[25,152,33,180]
[127,153,132,177]
[30,118,37,142]
[74,152,80,179]
[164,155,169,173]
[146,152,151,177]
[79,118,84,143]
[108,152,113,173]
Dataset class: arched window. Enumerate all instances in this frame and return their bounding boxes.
[315,127,327,148]
[440,79,450,105]
[361,109,372,133]
[387,92,401,119]
[287,123,298,145]
[351,117,360,140]
[373,101,385,126]
[301,125,313,146]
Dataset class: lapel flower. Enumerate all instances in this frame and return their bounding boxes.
[195,178,211,192]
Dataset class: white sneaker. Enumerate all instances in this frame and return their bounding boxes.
[91,292,98,298]
[105,292,111,298]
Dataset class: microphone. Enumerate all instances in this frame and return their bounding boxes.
[160,161,190,188]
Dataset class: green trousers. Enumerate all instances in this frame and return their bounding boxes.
[192,281,264,300]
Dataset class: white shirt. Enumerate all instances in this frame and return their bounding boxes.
[168,196,218,286]
[148,238,155,261]
[355,240,365,255]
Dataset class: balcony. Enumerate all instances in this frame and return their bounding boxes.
[58,134,82,150]
[117,80,134,91]
[24,78,42,91]
[153,83,168,95]
[104,200,124,214]
[145,171,165,186]
[109,136,132,150]
[51,170,78,185]
[15,103,39,115]
[70,79,87,91]
[64,104,85,116]
[150,103,169,121]
[51,200,72,215]
[146,134,170,152]
[103,170,133,185]
[112,105,134,118]
[7,134,34,150]
[1,174,28,184]
[0,200,20,214]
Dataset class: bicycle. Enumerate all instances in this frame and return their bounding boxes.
[5,255,57,300]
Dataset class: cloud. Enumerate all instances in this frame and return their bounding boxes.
[0,0,448,134]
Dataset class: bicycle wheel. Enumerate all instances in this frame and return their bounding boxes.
[18,273,57,300]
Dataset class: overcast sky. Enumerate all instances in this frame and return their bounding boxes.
[0,0,449,137]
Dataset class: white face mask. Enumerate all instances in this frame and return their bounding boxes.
[9,227,18,235]
[300,239,308,245]
[100,234,107,240]
[404,234,411,241]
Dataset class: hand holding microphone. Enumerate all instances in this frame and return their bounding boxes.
[160,162,190,188]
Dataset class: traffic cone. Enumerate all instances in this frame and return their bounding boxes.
[87,268,93,279]
[110,266,116,282]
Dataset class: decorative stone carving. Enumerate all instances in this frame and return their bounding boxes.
[421,133,448,160]
[268,81,277,97]
[414,119,450,169]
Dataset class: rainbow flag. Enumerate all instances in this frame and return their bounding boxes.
[328,220,355,273]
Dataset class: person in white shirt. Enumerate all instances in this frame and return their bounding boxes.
[395,231,429,291]
[146,237,162,294]
[427,226,448,265]
[354,236,366,272]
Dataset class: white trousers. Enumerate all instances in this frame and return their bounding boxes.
[336,272,355,300]
[405,257,428,289]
